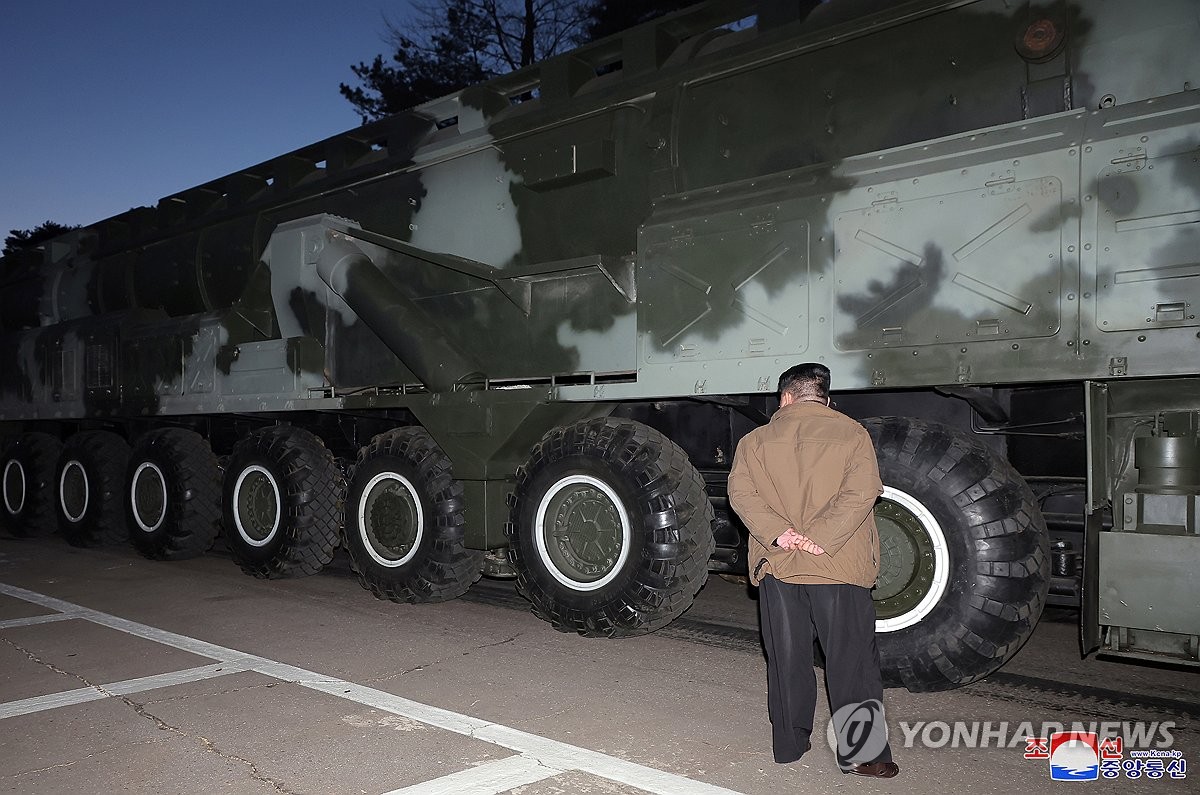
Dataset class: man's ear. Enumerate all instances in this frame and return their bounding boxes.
[779,391,795,407]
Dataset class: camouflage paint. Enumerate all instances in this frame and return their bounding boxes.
[2,2,1199,659]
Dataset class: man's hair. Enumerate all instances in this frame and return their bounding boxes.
[778,362,831,402]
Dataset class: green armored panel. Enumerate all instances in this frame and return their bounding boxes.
[1099,532,1200,636]
[832,175,1064,350]
[639,203,810,367]
[1095,148,1200,333]
[123,335,184,399]
[325,223,639,383]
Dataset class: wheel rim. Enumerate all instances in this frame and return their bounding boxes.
[59,460,89,523]
[873,486,950,632]
[534,474,631,591]
[2,459,26,516]
[232,465,281,547]
[131,461,168,533]
[358,472,423,567]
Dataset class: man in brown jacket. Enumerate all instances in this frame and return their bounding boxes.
[728,362,898,778]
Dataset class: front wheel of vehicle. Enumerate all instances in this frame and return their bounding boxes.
[864,416,1050,692]
[509,417,714,637]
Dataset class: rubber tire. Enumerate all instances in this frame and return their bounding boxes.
[864,417,1049,692]
[56,431,131,547]
[222,425,344,578]
[345,427,484,603]
[509,417,715,637]
[1,432,63,537]
[127,428,222,561]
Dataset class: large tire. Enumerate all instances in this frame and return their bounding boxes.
[57,431,131,547]
[127,428,222,560]
[863,416,1049,692]
[509,417,715,637]
[1,432,62,537]
[344,427,483,603]
[222,425,343,578]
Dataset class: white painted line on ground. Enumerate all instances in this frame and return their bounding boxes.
[254,664,742,795]
[0,582,746,795]
[381,753,563,795]
[103,662,249,697]
[0,611,85,629]
[0,663,247,720]
[0,681,108,719]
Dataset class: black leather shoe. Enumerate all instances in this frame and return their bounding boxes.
[846,761,900,778]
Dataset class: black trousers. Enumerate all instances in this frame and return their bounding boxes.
[759,576,893,766]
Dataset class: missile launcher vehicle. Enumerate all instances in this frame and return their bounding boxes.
[3,0,1199,690]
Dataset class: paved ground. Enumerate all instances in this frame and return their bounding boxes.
[0,534,1195,794]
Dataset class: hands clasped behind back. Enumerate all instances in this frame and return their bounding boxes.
[774,528,825,555]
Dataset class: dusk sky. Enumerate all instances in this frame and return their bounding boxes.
[2,1,414,238]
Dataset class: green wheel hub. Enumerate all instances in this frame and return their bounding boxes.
[60,461,88,522]
[536,475,631,590]
[872,486,950,631]
[234,466,280,545]
[360,473,423,566]
[131,462,167,532]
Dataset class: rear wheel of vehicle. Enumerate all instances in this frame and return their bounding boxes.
[863,416,1049,692]
[127,428,222,560]
[222,425,343,578]
[509,417,715,637]
[344,427,483,603]
[1,432,62,537]
[57,431,131,547]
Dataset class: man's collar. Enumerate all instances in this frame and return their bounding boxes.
[774,399,830,417]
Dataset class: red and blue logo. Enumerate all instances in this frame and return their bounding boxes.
[1049,732,1100,781]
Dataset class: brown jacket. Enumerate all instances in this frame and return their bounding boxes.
[728,401,883,588]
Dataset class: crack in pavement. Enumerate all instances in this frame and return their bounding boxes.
[2,636,87,683]
[1,637,299,794]
[362,633,524,686]
[138,679,282,707]
[467,633,523,652]
[5,738,171,782]
[125,702,299,795]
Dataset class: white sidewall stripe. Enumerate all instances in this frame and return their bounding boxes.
[232,464,281,548]
[874,485,952,633]
[59,460,90,523]
[3,459,26,516]
[534,474,632,592]
[358,472,424,568]
[130,461,168,533]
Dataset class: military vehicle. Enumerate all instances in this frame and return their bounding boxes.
[1,0,1197,692]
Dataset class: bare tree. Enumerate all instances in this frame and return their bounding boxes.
[340,0,593,122]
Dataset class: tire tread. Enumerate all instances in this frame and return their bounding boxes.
[347,427,483,603]
[865,416,1049,692]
